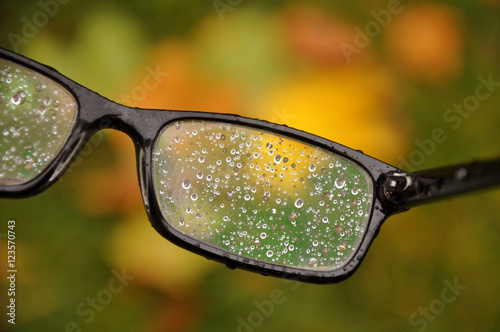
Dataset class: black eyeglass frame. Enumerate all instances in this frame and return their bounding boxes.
[1,47,500,284]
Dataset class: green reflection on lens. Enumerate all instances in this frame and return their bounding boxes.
[0,58,78,186]
[153,120,374,271]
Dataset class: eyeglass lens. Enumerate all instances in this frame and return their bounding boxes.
[153,120,374,270]
[0,58,78,186]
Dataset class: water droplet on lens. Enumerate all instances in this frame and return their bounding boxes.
[294,198,304,208]
[335,172,346,189]
[24,160,34,170]
[182,179,191,189]
[288,211,298,222]
[11,90,26,105]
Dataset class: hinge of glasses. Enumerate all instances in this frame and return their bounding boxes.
[380,172,415,212]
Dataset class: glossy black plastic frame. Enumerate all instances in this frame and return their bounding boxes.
[2,47,500,284]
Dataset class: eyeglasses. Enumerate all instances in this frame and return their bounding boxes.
[1,47,499,284]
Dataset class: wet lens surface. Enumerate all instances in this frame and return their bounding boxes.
[153,120,374,270]
[0,58,78,186]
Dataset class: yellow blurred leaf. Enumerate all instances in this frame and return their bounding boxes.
[107,212,214,296]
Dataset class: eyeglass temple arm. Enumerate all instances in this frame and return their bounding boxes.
[381,157,500,212]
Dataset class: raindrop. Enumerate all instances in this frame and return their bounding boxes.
[24,160,34,170]
[226,191,234,200]
[312,240,318,247]
[260,232,267,239]
[322,216,329,223]
[182,179,191,189]
[244,194,251,201]
[266,250,273,257]
[338,240,347,251]
[191,193,198,201]
[11,91,26,105]
[288,211,298,222]
[294,198,304,208]
[274,155,282,164]
[309,164,316,172]
[309,258,318,266]
[43,96,51,106]
[254,239,261,246]
[198,156,205,163]
[266,142,273,149]
[196,172,203,179]
[335,172,346,189]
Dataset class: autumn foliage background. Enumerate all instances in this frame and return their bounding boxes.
[1,0,500,331]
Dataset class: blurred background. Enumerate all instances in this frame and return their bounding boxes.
[0,0,499,331]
